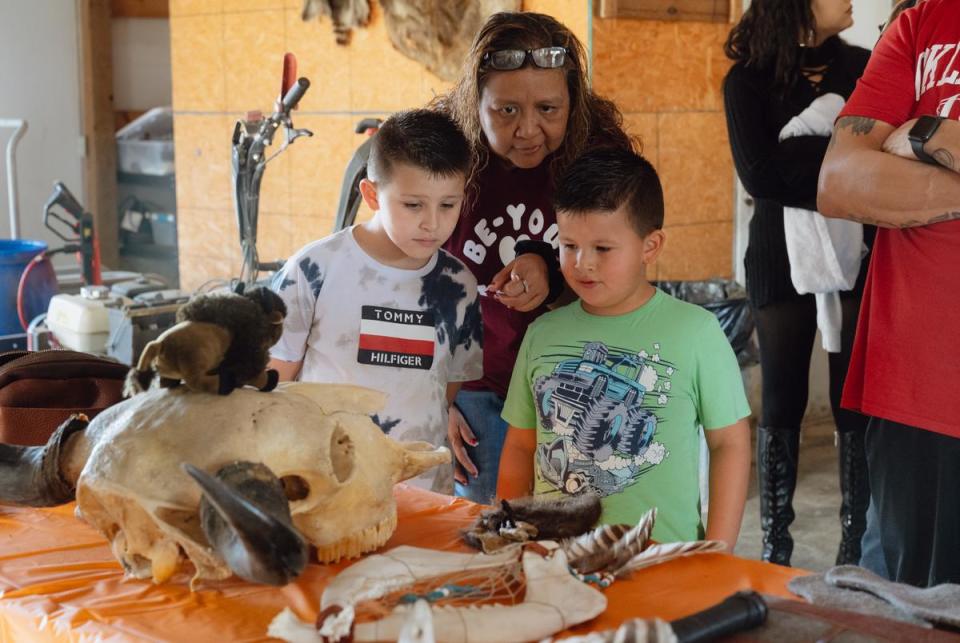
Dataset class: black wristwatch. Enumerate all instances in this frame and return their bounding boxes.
[908,115,945,164]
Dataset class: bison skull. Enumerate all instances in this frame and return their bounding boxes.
[0,382,450,586]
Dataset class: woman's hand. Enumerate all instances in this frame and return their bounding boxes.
[882,118,919,159]
[488,253,549,312]
[448,403,478,485]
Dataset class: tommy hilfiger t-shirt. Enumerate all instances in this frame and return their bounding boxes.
[270,227,483,491]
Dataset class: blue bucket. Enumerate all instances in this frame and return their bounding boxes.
[0,240,58,335]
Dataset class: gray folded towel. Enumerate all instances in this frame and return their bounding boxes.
[826,565,960,629]
[788,573,929,627]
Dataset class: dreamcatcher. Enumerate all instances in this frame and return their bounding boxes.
[268,509,725,643]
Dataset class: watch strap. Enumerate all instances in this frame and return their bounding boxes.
[910,135,938,164]
[909,116,944,164]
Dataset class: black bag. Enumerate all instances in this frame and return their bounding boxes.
[654,280,759,368]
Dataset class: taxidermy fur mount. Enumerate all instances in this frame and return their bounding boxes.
[124,285,286,397]
[462,493,602,553]
[300,0,520,80]
[301,0,371,44]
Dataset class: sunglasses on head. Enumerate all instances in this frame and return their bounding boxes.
[481,46,568,70]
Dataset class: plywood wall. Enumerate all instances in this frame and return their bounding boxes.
[593,17,735,281]
[171,0,737,288]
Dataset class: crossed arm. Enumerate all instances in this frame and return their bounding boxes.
[817,116,960,228]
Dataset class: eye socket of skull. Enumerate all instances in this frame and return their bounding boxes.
[280,475,309,501]
[286,424,356,516]
[330,424,354,483]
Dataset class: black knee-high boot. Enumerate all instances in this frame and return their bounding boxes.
[757,426,800,566]
[835,430,870,565]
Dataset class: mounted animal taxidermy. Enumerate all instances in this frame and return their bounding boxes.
[462,493,602,553]
[124,286,286,397]
[301,0,520,81]
[301,0,371,44]
[378,0,520,81]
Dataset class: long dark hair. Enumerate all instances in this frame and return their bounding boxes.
[724,0,818,93]
[432,12,632,185]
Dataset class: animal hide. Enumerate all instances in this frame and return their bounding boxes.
[301,0,372,44]
[462,494,602,553]
[380,0,520,81]
[301,0,521,80]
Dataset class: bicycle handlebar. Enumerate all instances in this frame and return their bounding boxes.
[281,78,310,113]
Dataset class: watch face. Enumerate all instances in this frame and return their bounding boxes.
[910,116,942,141]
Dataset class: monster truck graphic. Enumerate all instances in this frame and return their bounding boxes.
[534,342,658,462]
[536,437,653,497]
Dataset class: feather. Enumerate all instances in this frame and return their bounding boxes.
[563,523,631,563]
[614,540,727,578]
[548,617,677,643]
[565,508,657,575]
[564,523,631,575]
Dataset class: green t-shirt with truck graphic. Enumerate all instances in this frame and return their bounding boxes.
[502,289,750,543]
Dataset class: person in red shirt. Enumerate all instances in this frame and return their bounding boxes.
[433,12,633,504]
[819,0,960,586]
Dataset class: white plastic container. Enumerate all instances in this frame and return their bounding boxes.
[116,107,174,176]
[46,293,112,353]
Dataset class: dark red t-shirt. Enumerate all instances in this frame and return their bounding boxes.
[839,0,960,438]
[443,157,557,398]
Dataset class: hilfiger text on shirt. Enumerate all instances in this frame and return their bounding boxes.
[357,305,435,370]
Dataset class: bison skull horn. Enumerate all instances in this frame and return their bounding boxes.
[0,414,89,507]
[184,461,309,586]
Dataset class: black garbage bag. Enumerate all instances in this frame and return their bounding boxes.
[654,279,759,368]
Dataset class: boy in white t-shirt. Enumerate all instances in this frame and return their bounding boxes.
[269,109,483,492]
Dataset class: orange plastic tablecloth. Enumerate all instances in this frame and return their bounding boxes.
[0,486,805,642]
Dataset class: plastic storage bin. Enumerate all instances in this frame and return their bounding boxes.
[147,212,177,246]
[116,107,174,176]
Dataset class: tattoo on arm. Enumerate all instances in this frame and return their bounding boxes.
[829,116,959,227]
[846,210,960,228]
[932,148,957,172]
[926,210,960,224]
[836,116,877,135]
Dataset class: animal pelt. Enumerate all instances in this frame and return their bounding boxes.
[300,0,519,79]
[462,493,602,553]
[301,0,371,45]
[379,0,519,81]
[124,286,287,397]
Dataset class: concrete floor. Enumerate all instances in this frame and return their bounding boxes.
[734,419,843,573]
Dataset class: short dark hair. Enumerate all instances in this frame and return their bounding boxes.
[367,109,471,183]
[554,148,664,236]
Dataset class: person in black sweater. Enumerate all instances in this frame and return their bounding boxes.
[722,0,873,567]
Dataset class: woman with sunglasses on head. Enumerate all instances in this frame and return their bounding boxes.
[433,11,632,504]
[722,0,873,567]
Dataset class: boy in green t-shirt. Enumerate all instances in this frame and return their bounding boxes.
[497,148,751,550]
